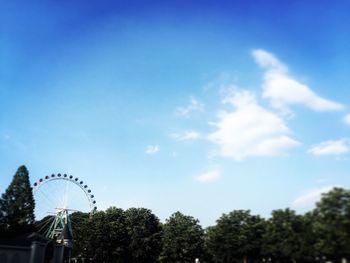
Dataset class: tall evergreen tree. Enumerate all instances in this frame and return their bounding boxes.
[0,165,35,234]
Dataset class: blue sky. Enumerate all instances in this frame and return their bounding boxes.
[1,0,350,226]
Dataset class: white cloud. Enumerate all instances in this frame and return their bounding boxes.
[292,186,338,208]
[308,139,350,156]
[343,114,350,126]
[145,145,160,154]
[176,97,204,117]
[170,131,201,141]
[316,178,327,184]
[208,89,300,160]
[194,170,221,183]
[252,49,344,113]
[253,49,288,73]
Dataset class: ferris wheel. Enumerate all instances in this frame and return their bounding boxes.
[33,173,97,239]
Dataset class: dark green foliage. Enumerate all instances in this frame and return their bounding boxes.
[161,211,204,263]
[300,212,318,262]
[70,207,161,263]
[124,207,162,263]
[0,199,5,233]
[66,187,350,262]
[313,187,350,261]
[0,165,35,236]
[71,208,128,263]
[205,210,265,263]
[262,208,315,262]
[3,164,350,263]
[70,212,90,258]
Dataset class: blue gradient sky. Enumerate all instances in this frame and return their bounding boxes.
[1,0,350,226]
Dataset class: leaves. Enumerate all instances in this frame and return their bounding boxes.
[313,188,350,260]
[262,208,315,262]
[2,166,350,262]
[162,211,204,263]
[0,165,35,236]
[124,208,162,263]
[205,210,265,263]
[70,207,161,263]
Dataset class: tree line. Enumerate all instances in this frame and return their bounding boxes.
[1,166,350,263]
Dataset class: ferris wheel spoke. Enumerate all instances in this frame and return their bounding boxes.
[48,180,63,209]
[33,174,96,238]
[36,188,57,210]
[54,180,65,210]
[36,216,53,228]
[37,216,55,233]
[64,178,70,209]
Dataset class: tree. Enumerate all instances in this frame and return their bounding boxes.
[162,211,204,263]
[0,165,35,235]
[70,207,162,263]
[102,207,129,262]
[205,210,265,263]
[262,208,315,262]
[299,212,317,262]
[124,207,162,263]
[71,208,128,263]
[0,197,5,233]
[313,187,350,261]
[70,212,90,259]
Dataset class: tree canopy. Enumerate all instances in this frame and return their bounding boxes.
[205,210,265,263]
[124,207,162,263]
[161,211,204,263]
[0,165,35,235]
[69,207,162,263]
[313,187,350,261]
[2,166,350,263]
[262,208,315,262]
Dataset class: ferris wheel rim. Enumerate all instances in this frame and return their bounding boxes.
[32,173,97,215]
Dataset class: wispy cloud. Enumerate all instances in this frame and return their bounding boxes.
[308,139,350,156]
[316,178,327,184]
[343,114,350,126]
[194,169,221,183]
[252,49,344,113]
[170,131,201,141]
[208,89,300,160]
[176,97,204,117]
[145,145,160,154]
[292,186,338,208]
